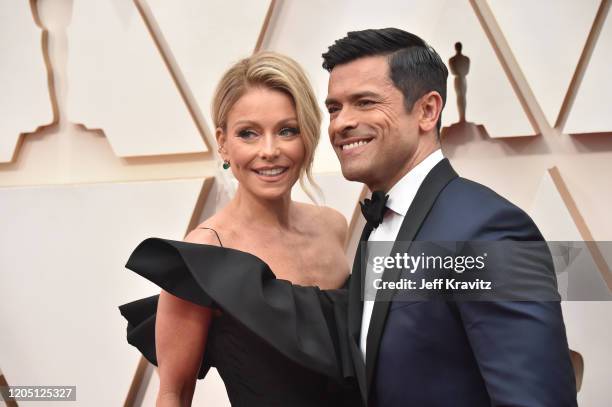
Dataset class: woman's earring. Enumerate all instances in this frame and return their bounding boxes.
[222,160,230,170]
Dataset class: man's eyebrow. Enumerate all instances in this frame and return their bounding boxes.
[325,91,380,106]
[351,91,380,99]
[324,97,338,106]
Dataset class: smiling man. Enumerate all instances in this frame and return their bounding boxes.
[323,28,577,407]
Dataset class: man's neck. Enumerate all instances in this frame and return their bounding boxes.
[369,143,441,193]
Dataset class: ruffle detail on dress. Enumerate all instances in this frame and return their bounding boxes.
[118,238,353,381]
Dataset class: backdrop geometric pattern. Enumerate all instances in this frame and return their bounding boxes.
[565,2,612,134]
[0,1,52,163]
[67,0,208,157]
[145,0,272,134]
[489,0,601,127]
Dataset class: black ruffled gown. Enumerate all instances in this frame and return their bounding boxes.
[118,237,360,406]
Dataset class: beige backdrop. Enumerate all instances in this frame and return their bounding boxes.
[1,0,610,406]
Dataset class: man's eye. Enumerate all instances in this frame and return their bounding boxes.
[357,100,374,107]
[327,106,340,114]
[238,129,257,139]
[279,127,300,137]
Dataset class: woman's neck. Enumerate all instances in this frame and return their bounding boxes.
[228,186,294,230]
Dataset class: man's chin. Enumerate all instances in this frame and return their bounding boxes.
[340,165,373,184]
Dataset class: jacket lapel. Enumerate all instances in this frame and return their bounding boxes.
[364,158,458,398]
[348,224,372,403]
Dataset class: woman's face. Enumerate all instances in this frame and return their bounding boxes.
[218,86,306,200]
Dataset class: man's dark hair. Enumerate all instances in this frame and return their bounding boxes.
[322,28,448,134]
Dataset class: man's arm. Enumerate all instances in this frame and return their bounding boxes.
[457,206,577,406]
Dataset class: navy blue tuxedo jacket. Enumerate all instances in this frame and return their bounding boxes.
[347,158,577,407]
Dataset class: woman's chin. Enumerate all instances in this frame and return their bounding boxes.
[237,173,299,200]
[255,186,293,201]
[238,183,294,201]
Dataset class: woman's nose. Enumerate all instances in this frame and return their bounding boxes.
[259,134,280,160]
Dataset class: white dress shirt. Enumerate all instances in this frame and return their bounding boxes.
[359,149,445,360]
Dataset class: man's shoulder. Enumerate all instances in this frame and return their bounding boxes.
[423,176,542,240]
[442,176,520,212]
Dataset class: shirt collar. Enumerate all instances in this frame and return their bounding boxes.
[385,149,445,216]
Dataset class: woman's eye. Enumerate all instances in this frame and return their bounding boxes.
[238,129,257,139]
[279,127,300,137]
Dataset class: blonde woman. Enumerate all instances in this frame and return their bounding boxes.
[119,52,359,406]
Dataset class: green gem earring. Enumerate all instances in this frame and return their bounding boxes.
[222,160,230,170]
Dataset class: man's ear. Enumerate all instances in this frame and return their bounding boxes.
[216,127,228,160]
[417,91,443,133]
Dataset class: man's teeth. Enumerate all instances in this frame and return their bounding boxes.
[342,140,370,150]
[257,168,286,176]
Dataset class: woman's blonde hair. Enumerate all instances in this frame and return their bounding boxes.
[212,51,322,203]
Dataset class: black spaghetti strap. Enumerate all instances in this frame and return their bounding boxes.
[196,227,223,247]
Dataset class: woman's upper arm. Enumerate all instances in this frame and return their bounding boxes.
[155,228,220,398]
[156,290,212,394]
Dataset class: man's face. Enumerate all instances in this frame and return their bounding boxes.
[325,55,422,191]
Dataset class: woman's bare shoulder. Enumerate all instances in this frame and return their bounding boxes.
[295,202,348,243]
[185,214,227,247]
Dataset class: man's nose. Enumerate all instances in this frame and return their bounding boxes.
[259,134,280,160]
[331,107,358,137]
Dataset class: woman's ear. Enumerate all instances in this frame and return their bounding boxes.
[418,91,443,133]
[216,127,228,160]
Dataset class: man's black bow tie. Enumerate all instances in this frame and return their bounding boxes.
[360,190,389,229]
